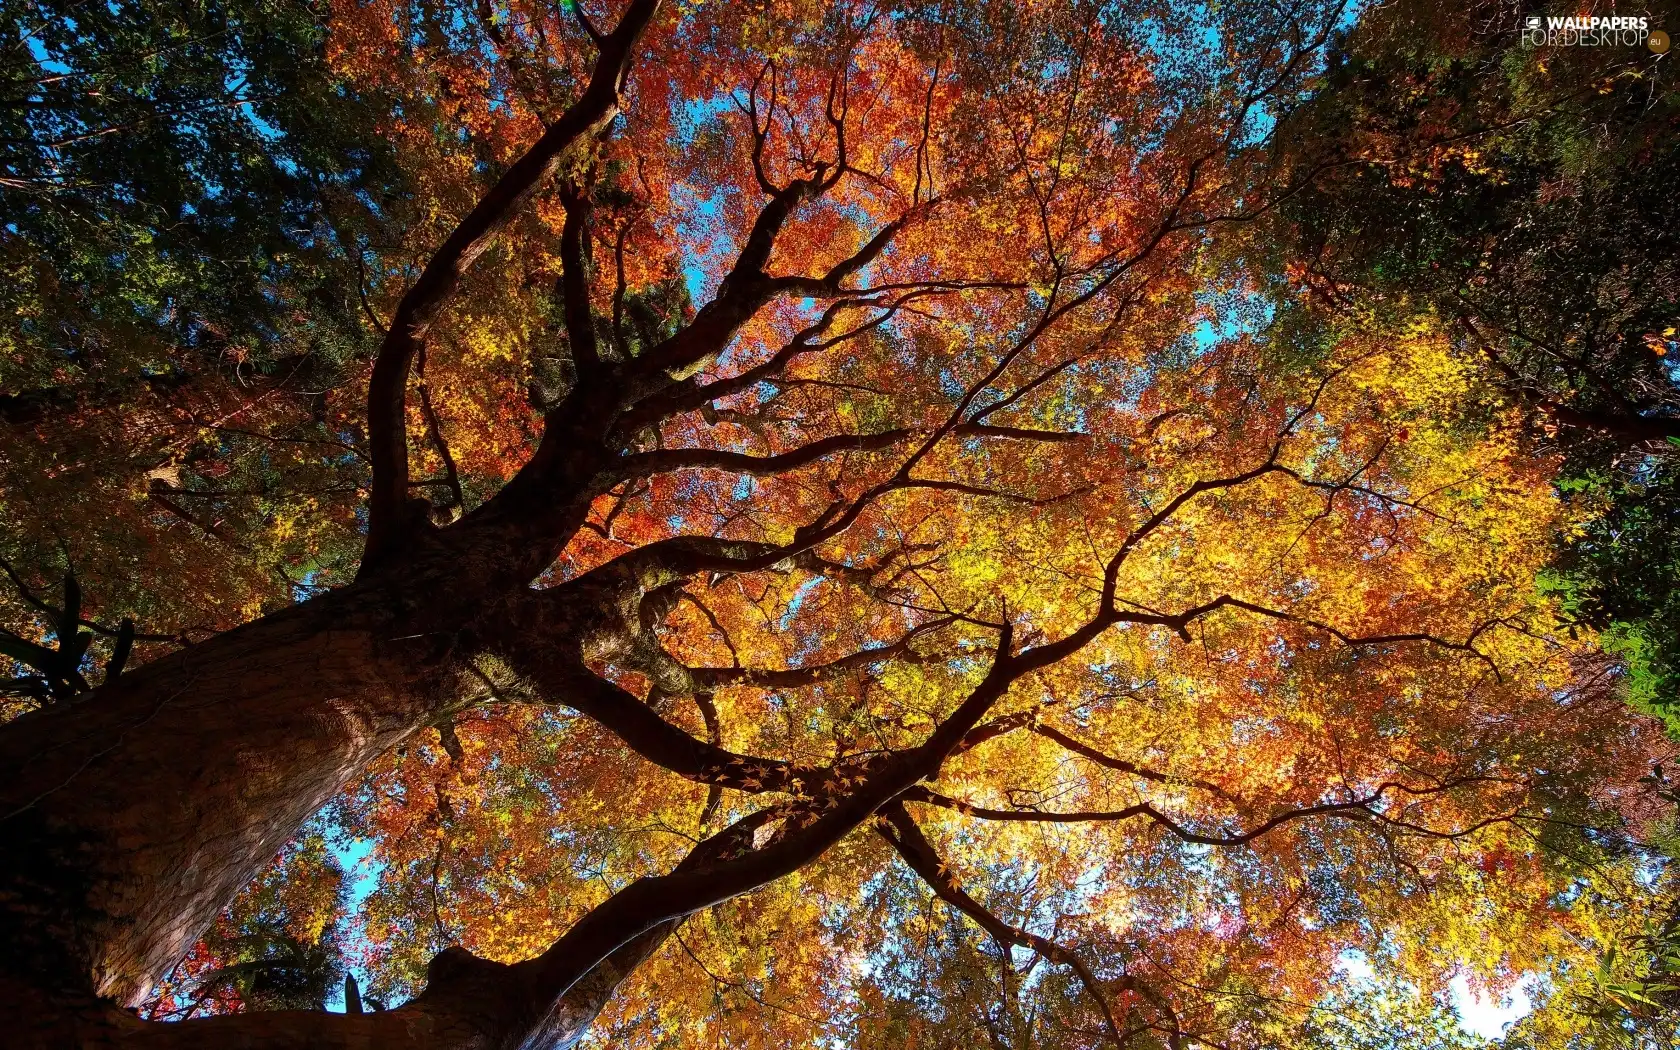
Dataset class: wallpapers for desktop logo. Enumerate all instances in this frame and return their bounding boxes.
[1521,13,1670,51]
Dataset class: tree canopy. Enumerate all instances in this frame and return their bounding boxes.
[1,1,1677,1048]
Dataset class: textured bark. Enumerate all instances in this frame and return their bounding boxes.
[0,466,701,1045]
[4,922,675,1049]
[0,0,957,1041]
[0,584,459,1009]
[0,561,687,1048]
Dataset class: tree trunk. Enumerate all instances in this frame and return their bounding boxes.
[4,924,676,1049]
[0,533,716,1048]
[0,581,459,1017]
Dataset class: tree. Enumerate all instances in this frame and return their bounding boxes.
[0,0,407,699]
[0,1,1669,1047]
[1246,0,1680,728]
[143,833,351,1020]
[1235,8,1680,1039]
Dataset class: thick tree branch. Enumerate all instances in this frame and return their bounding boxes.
[951,422,1085,443]
[618,290,935,432]
[687,616,952,690]
[361,0,659,569]
[120,806,784,1050]
[557,181,602,371]
[499,629,1029,1041]
[626,199,934,397]
[415,348,465,519]
[1544,402,1680,447]
[613,428,913,480]
[494,638,800,794]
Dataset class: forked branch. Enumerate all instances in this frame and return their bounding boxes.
[362,0,661,567]
[879,804,1127,1048]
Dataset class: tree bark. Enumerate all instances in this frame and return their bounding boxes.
[0,582,460,1013]
[4,922,676,1049]
[1547,401,1680,447]
[0,2,708,1041]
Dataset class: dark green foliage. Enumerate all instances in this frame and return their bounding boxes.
[1248,16,1680,1038]
[1252,0,1680,737]
[0,0,408,671]
[0,0,400,396]
[193,932,345,1013]
[1547,465,1680,733]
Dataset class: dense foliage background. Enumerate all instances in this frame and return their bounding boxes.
[3,0,1679,1046]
